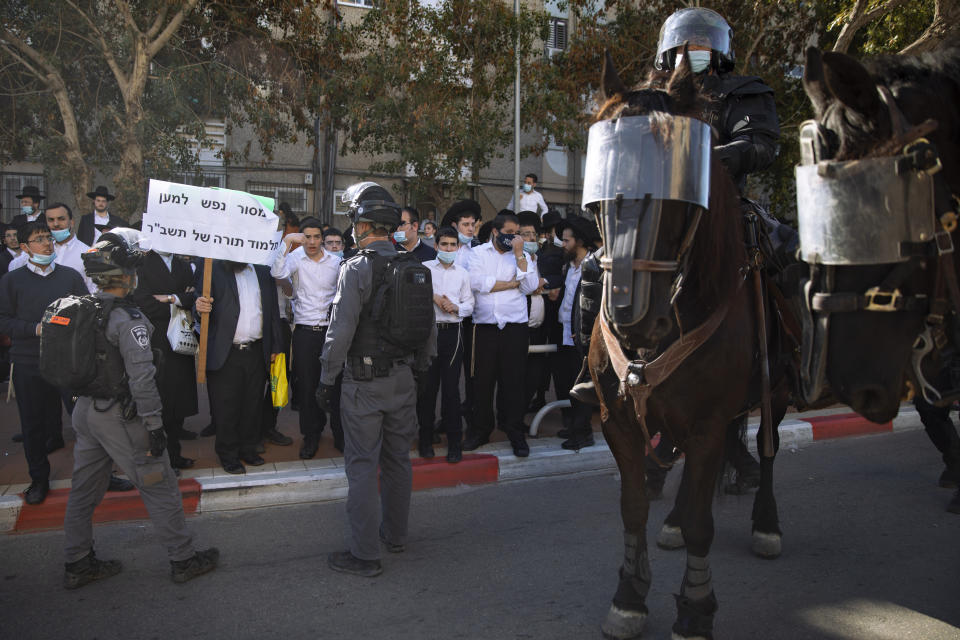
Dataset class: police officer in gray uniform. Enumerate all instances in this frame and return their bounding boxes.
[62,229,218,588]
[316,182,436,577]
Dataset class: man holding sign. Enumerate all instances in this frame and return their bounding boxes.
[142,180,283,475]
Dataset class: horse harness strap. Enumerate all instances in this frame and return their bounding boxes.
[600,257,679,273]
[598,295,733,461]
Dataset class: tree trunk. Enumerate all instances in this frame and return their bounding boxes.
[900,0,960,54]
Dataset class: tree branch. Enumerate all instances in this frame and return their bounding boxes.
[63,0,129,89]
[900,0,960,54]
[147,0,200,59]
[145,5,170,40]
[833,0,913,53]
[115,0,144,38]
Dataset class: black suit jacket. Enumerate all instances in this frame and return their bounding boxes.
[77,211,126,246]
[133,252,198,350]
[0,249,14,275]
[194,260,281,372]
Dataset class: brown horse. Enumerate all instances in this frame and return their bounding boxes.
[587,53,791,640]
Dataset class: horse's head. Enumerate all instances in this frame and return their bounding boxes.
[586,51,742,351]
[798,47,943,422]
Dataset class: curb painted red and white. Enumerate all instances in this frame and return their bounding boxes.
[0,406,923,533]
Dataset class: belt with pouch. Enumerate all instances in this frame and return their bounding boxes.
[348,355,412,380]
[437,321,461,329]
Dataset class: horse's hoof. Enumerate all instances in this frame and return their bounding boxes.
[751,531,782,559]
[656,524,685,550]
[601,604,648,639]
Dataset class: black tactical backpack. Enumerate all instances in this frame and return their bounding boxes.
[370,251,434,353]
[39,295,128,398]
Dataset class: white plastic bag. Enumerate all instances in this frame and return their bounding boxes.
[167,303,198,356]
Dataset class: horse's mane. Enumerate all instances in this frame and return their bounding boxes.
[593,68,745,311]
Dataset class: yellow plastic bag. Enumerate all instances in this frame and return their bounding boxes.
[270,353,289,408]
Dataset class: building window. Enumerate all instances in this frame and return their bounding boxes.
[170,171,226,189]
[176,120,225,168]
[339,0,378,7]
[247,182,308,215]
[1,173,46,224]
[547,17,568,53]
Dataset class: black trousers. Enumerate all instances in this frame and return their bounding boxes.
[469,322,528,440]
[417,324,464,448]
[13,363,61,484]
[914,367,960,470]
[208,342,266,462]
[292,325,341,440]
[553,345,594,437]
[461,317,475,416]
[524,324,551,408]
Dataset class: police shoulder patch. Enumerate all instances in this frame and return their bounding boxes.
[130,325,150,350]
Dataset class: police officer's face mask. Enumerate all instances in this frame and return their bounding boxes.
[678,50,711,73]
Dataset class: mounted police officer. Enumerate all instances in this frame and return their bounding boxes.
[571,8,783,488]
[317,182,436,577]
[61,229,218,588]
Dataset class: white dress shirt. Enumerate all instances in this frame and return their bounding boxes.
[507,190,549,217]
[93,212,111,243]
[270,246,340,326]
[10,234,94,292]
[560,261,582,347]
[233,265,263,343]
[467,241,539,328]
[6,248,19,259]
[424,259,474,323]
[27,261,55,277]
[454,243,472,269]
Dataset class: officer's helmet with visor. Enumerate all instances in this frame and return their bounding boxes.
[655,8,734,73]
[341,181,401,232]
[82,227,147,288]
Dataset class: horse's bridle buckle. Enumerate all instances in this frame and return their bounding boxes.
[626,362,646,387]
[864,287,902,312]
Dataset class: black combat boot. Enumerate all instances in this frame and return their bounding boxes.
[64,551,122,590]
[171,548,220,584]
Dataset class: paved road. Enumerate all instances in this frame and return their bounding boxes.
[1,430,958,639]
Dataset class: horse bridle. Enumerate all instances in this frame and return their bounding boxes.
[799,83,960,404]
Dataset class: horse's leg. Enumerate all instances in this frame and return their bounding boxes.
[672,438,724,640]
[751,386,788,558]
[601,416,654,640]
[657,464,687,550]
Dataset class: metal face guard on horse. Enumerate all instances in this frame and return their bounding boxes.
[585,51,793,640]
[796,46,960,422]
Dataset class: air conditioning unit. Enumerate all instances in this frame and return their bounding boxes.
[304,173,313,185]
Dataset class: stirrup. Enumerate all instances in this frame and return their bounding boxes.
[570,358,601,406]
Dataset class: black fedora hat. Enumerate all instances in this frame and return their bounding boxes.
[16,185,45,201]
[86,185,116,201]
[440,199,482,228]
[541,210,563,231]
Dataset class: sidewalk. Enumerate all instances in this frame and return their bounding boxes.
[0,375,924,533]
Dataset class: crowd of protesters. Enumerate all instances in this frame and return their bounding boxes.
[0,178,602,497]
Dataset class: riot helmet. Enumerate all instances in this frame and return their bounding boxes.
[340,181,401,232]
[82,227,146,285]
[655,8,734,73]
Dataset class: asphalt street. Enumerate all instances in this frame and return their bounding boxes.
[1,430,958,640]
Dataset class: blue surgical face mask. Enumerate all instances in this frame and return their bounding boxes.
[329,250,343,259]
[678,50,712,74]
[523,241,539,254]
[437,250,457,264]
[21,205,34,215]
[522,183,532,193]
[553,236,564,248]
[31,251,56,265]
[51,228,71,243]
[458,232,472,245]
[393,231,407,243]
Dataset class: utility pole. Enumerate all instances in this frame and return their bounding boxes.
[513,0,522,210]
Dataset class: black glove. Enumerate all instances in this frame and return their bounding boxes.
[315,383,335,413]
[148,428,167,458]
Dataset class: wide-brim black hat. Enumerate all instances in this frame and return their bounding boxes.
[541,210,563,231]
[16,185,44,201]
[517,211,541,233]
[563,215,602,247]
[86,185,116,201]
[441,199,482,228]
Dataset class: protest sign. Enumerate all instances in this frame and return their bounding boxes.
[142,179,283,382]
[142,179,282,265]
